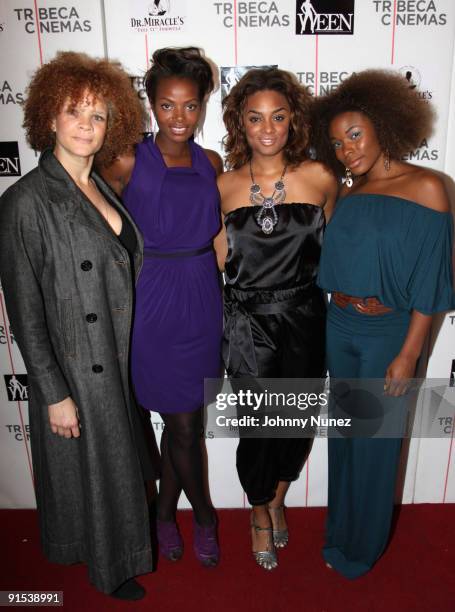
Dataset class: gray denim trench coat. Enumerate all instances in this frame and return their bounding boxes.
[0,149,154,593]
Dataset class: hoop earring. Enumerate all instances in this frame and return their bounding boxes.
[344,167,353,188]
[384,149,391,171]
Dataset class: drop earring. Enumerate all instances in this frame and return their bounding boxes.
[344,167,353,188]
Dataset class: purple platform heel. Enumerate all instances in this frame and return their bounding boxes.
[157,519,183,561]
[193,517,219,567]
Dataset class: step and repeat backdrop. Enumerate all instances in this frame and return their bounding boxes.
[0,0,454,509]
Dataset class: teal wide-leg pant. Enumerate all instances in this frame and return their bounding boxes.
[323,301,411,579]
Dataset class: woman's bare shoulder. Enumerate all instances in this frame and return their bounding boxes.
[402,166,450,213]
[217,167,250,213]
[293,159,336,186]
[99,152,135,196]
[217,167,246,191]
[204,148,224,176]
[412,170,449,212]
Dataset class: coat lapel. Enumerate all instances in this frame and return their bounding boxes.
[38,149,144,280]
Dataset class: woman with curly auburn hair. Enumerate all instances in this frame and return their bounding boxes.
[101,47,223,568]
[23,51,144,168]
[217,67,337,570]
[0,52,156,600]
[313,69,455,579]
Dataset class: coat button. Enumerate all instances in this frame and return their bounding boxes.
[92,364,103,373]
[86,313,98,323]
[81,260,93,271]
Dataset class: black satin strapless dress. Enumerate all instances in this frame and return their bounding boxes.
[223,203,326,505]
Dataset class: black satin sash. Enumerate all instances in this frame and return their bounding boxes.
[223,285,317,376]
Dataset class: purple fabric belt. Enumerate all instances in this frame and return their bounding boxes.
[144,244,213,259]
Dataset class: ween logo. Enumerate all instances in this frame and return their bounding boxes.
[4,374,29,402]
[296,0,355,35]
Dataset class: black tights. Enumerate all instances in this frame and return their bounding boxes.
[158,409,214,526]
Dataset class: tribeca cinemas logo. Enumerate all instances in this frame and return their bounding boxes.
[297,69,352,95]
[5,423,30,442]
[129,75,154,133]
[0,142,21,177]
[0,323,16,345]
[4,374,29,402]
[296,0,355,35]
[372,1,447,26]
[130,0,186,33]
[13,5,92,34]
[0,80,24,105]
[212,2,290,28]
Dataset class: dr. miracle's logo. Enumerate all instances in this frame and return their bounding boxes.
[296,0,355,35]
[400,65,421,89]
[149,0,170,15]
[130,0,186,32]
[398,66,433,101]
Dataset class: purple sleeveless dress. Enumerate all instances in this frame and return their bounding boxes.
[123,138,223,413]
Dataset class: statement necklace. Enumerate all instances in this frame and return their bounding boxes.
[249,160,287,235]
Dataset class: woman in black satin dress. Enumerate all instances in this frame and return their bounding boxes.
[216,68,337,570]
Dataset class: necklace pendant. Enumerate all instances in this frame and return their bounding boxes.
[249,160,287,236]
[261,217,275,235]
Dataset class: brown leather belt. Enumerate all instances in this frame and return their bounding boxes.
[332,292,393,315]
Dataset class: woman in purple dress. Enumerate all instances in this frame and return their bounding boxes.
[101,47,223,566]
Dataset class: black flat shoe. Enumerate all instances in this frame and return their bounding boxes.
[110,578,146,601]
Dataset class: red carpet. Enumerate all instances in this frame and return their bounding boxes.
[1,505,454,611]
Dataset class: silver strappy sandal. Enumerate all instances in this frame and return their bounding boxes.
[250,513,278,570]
[268,504,289,548]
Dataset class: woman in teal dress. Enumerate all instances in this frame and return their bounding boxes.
[313,70,455,578]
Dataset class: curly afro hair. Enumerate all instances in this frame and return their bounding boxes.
[311,69,435,178]
[23,51,145,167]
[222,68,312,170]
[144,47,215,103]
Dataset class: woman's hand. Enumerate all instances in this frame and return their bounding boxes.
[48,397,81,438]
[384,311,432,396]
[384,354,417,397]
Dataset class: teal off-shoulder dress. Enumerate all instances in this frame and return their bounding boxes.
[317,193,455,579]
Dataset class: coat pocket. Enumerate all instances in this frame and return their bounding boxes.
[58,298,76,357]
